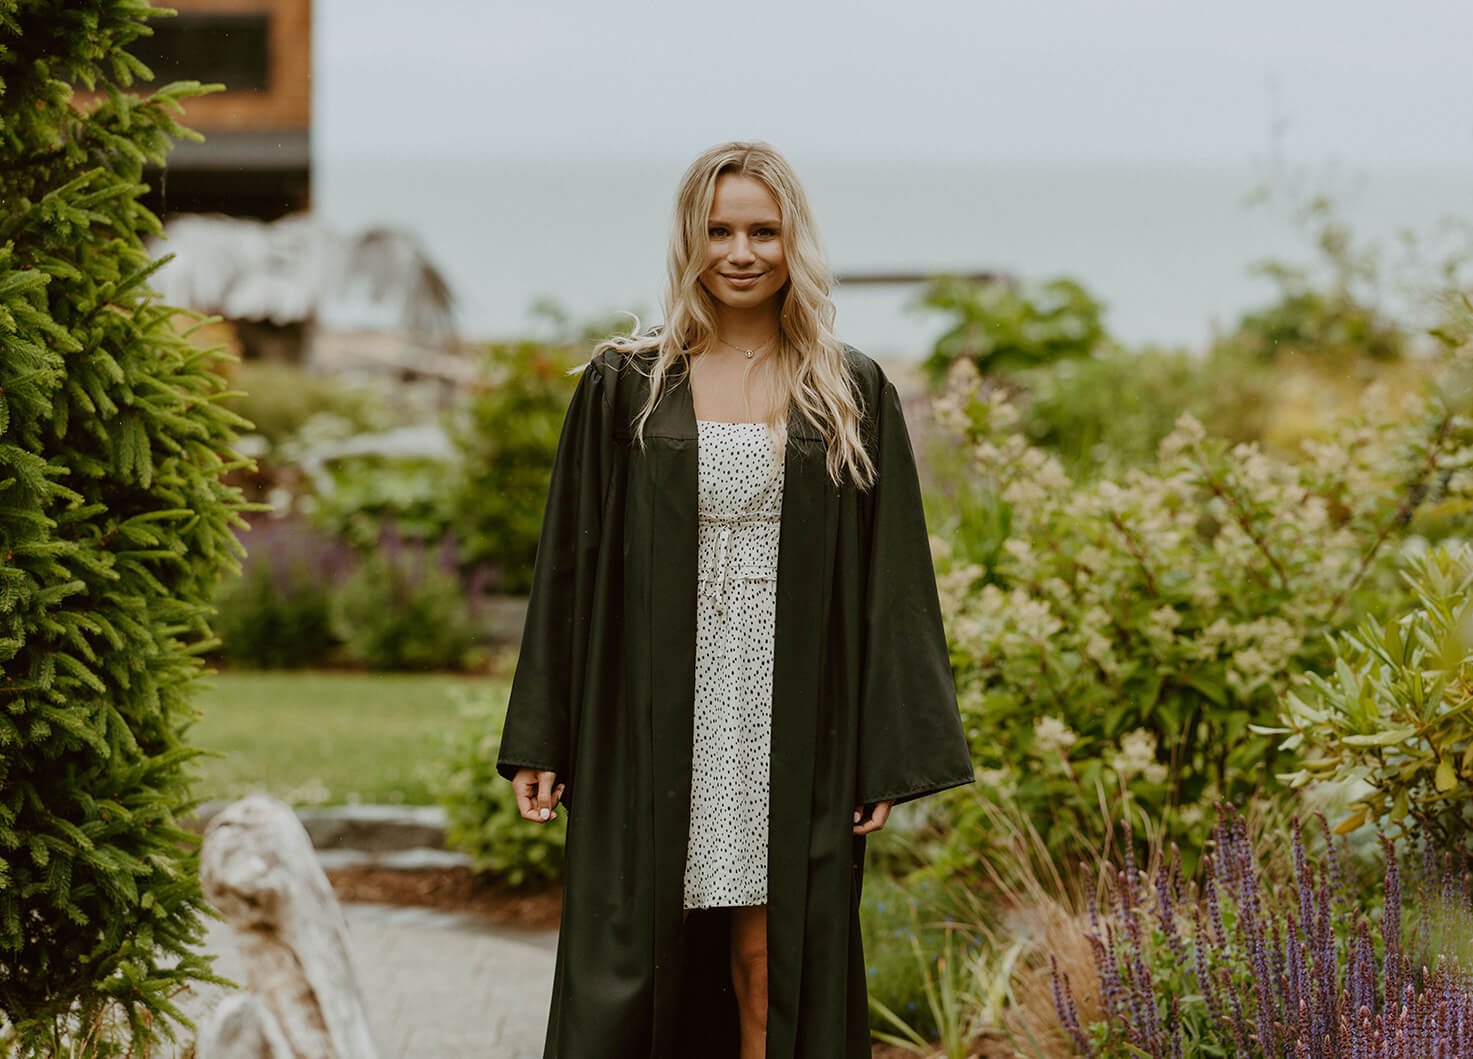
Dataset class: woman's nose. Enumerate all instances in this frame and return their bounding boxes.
[728,235,756,263]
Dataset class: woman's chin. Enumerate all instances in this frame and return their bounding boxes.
[710,287,782,313]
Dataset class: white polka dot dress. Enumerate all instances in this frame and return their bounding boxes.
[683,419,784,910]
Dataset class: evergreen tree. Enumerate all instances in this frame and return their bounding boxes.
[0,2,251,1052]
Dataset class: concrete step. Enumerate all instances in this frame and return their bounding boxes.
[186,801,468,869]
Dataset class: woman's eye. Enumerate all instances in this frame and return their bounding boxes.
[708,227,726,237]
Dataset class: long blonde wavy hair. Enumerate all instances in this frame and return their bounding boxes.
[589,140,877,491]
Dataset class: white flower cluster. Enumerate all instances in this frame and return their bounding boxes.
[1032,715,1079,756]
[1110,728,1168,785]
[927,352,1472,806]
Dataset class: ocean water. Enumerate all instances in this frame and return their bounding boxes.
[315,156,1472,359]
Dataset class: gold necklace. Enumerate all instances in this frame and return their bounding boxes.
[713,333,777,360]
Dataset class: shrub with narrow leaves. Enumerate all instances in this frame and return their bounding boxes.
[1053,807,1473,1058]
[1267,541,1473,845]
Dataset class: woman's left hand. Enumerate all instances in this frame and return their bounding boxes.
[851,801,893,836]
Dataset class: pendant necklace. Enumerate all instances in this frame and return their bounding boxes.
[714,333,777,360]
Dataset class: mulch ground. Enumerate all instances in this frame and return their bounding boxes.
[325,865,563,931]
[872,1038,1017,1058]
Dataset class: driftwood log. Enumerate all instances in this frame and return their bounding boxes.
[194,994,293,1058]
[195,794,379,1059]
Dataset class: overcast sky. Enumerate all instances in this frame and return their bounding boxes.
[316,0,1473,167]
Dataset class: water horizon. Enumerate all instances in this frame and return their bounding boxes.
[314,155,1473,359]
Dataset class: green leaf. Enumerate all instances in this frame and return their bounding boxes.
[1392,788,1411,821]
[1342,726,1419,747]
[1184,672,1228,706]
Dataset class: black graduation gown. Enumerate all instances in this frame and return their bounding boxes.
[497,342,974,1059]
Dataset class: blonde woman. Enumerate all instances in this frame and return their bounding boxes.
[499,141,973,1059]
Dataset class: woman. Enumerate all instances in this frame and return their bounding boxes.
[497,140,973,1059]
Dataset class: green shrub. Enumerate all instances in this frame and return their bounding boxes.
[328,528,477,671]
[1011,345,1279,478]
[225,361,389,454]
[1221,265,1407,365]
[0,4,251,1050]
[1268,541,1473,844]
[437,687,566,885]
[916,274,1107,386]
[212,521,347,669]
[214,565,335,669]
[448,341,580,592]
[308,453,458,554]
[1216,195,1408,366]
[930,349,1473,868]
[920,461,1012,580]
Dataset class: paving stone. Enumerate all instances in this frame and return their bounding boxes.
[173,903,555,1059]
[183,802,449,853]
[314,847,473,871]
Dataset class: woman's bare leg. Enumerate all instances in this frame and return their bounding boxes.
[729,904,768,1059]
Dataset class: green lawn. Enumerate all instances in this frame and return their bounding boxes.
[188,670,508,806]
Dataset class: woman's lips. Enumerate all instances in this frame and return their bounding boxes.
[724,274,762,288]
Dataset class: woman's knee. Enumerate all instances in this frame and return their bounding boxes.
[729,909,768,996]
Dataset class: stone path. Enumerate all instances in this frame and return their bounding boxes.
[176,902,556,1059]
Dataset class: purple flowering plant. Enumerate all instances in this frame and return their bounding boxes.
[1052,805,1473,1058]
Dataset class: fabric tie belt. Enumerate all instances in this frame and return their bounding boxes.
[697,510,781,615]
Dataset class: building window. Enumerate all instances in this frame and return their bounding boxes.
[132,14,272,93]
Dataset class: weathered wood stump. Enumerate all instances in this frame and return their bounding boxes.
[195,794,379,1059]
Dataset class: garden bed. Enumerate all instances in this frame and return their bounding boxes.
[325,865,563,931]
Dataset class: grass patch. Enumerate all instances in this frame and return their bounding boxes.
[187,670,506,806]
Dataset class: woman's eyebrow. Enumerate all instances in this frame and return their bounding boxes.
[707,218,782,228]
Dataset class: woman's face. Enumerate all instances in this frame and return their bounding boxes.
[698,173,789,314]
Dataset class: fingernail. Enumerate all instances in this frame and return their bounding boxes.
[853,809,862,823]
[540,807,550,821]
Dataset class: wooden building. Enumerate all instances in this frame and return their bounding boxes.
[131,0,312,220]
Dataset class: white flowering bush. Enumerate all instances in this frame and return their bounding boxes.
[932,347,1473,861]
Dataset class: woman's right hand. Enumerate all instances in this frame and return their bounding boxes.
[512,768,565,822]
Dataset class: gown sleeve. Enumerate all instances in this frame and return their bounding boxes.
[496,356,612,795]
[855,376,976,807]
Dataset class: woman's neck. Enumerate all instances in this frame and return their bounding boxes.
[711,303,782,351]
